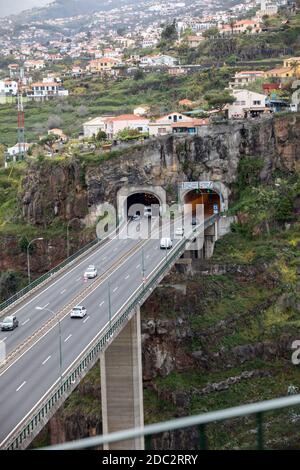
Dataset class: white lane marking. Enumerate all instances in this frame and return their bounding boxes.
[8,223,130,319]
[125,274,130,280]
[136,264,141,269]
[2,336,7,341]
[21,318,30,326]
[0,219,178,387]
[64,334,72,343]
[113,286,118,293]
[99,301,105,307]
[16,381,26,392]
[76,277,81,281]
[39,303,49,309]
[60,289,66,294]
[83,316,90,324]
[146,255,150,259]
[102,256,107,261]
[42,355,51,365]
[155,247,158,250]
[0,225,187,449]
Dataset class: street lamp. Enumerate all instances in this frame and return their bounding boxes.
[141,245,146,288]
[35,306,62,384]
[108,279,112,332]
[27,237,43,284]
[66,217,80,258]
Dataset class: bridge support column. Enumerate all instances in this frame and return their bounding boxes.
[100,306,144,450]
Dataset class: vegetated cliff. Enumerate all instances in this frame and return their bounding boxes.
[22,114,299,228]
[31,114,300,450]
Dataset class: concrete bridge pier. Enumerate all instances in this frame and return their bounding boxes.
[100,306,144,450]
[203,221,218,259]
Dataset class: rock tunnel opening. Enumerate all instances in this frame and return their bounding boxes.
[126,192,161,219]
[184,189,220,218]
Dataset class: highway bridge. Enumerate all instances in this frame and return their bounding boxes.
[0,184,228,450]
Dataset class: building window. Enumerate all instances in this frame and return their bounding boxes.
[253,100,261,105]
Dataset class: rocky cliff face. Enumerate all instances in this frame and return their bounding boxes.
[22,115,300,226]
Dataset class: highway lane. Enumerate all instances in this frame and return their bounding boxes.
[0,214,179,354]
[0,225,184,446]
[0,223,143,353]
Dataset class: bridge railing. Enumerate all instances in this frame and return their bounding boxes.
[2,215,218,450]
[41,393,300,450]
[0,238,98,313]
[0,220,126,316]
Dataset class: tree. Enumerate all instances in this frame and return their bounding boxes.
[202,27,219,39]
[133,68,145,81]
[47,115,62,130]
[161,20,178,42]
[95,130,107,141]
[204,90,236,112]
[77,105,89,117]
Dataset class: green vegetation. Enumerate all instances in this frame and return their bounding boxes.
[0,68,234,147]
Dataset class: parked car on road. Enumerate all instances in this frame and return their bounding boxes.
[1,315,19,331]
[84,265,97,279]
[70,306,87,319]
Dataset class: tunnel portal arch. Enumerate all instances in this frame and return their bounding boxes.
[117,186,167,223]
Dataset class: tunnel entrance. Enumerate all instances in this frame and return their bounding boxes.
[184,188,220,217]
[126,192,161,218]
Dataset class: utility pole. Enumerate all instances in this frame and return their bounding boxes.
[17,67,25,161]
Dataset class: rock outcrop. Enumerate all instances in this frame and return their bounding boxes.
[22,115,300,226]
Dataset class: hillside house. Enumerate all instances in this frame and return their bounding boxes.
[28,80,69,100]
[104,114,150,139]
[148,112,195,136]
[226,89,267,119]
[229,71,265,89]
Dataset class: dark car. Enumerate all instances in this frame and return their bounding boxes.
[1,315,19,331]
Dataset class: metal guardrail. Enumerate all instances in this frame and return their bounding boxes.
[0,220,126,317]
[0,238,98,313]
[2,215,218,450]
[42,393,300,450]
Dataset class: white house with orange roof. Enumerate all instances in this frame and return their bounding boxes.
[148,112,195,136]
[229,71,265,89]
[23,59,45,71]
[104,114,150,139]
[0,79,18,96]
[28,80,69,100]
[219,19,262,35]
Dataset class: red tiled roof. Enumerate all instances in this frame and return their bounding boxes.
[171,119,208,127]
[105,114,147,122]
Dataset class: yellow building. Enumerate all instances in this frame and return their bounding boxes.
[265,57,300,80]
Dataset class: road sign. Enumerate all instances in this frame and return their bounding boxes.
[199,181,213,189]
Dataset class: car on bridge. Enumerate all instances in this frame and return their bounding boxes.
[84,265,98,279]
[1,314,19,331]
[175,226,184,236]
[160,237,173,249]
[70,305,87,319]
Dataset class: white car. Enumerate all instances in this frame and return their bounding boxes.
[84,265,97,278]
[175,227,184,236]
[70,305,87,319]
[160,237,173,249]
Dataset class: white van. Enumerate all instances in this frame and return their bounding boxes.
[160,237,172,249]
[144,206,152,217]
